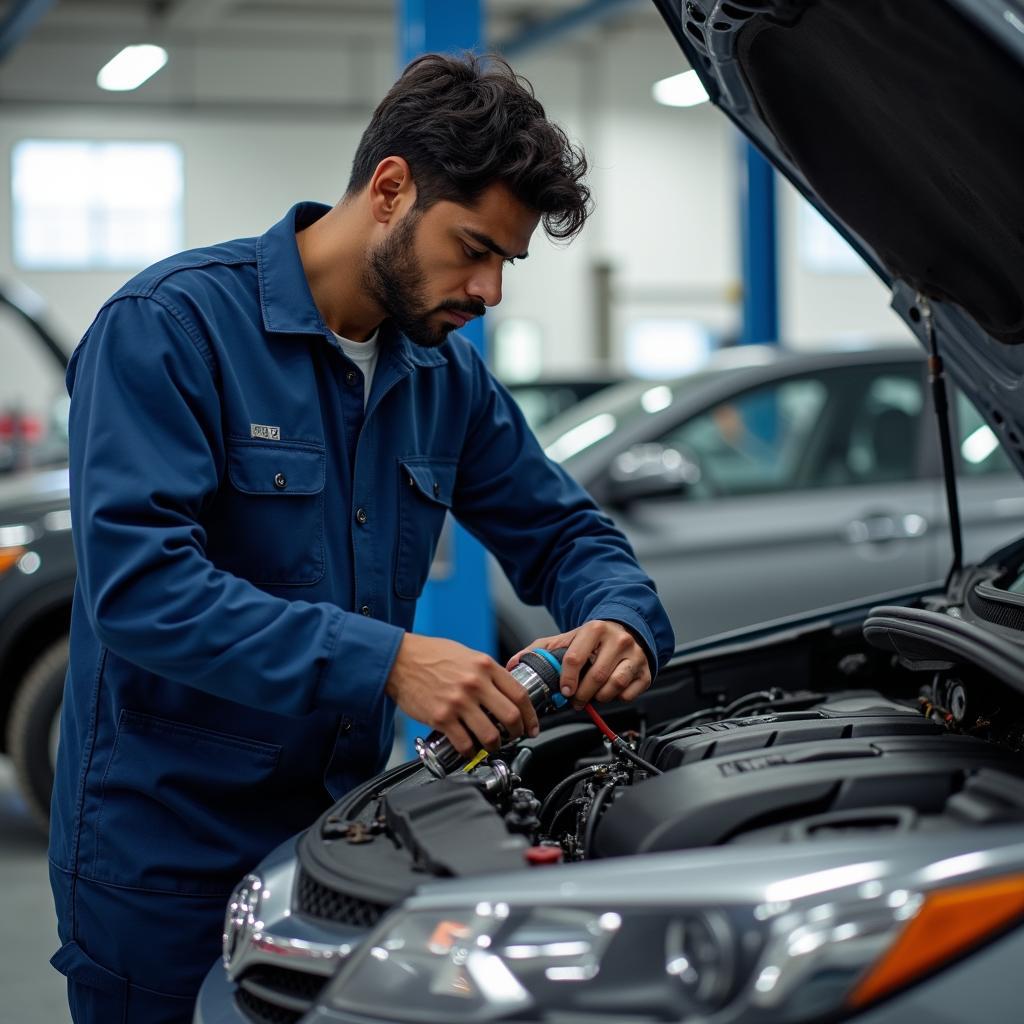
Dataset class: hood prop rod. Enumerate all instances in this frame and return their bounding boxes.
[920,296,963,587]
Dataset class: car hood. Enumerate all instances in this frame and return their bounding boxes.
[654,0,1024,477]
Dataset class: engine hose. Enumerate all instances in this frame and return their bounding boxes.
[539,765,602,831]
[583,781,617,858]
[612,737,662,776]
[583,703,662,775]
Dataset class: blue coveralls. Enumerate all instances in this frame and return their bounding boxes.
[48,202,675,1022]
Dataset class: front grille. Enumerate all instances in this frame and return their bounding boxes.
[243,964,328,1002]
[235,986,302,1024]
[296,867,387,927]
[235,964,329,1024]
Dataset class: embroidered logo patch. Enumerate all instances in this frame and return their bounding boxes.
[250,423,281,440]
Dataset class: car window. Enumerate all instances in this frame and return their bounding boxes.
[834,373,924,485]
[955,390,1014,476]
[659,377,829,497]
[541,373,728,464]
[510,383,614,431]
[657,366,927,499]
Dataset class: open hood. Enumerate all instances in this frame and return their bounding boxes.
[654,0,1024,478]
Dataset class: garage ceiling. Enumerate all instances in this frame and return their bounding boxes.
[0,0,660,110]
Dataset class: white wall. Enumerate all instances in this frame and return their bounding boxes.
[777,178,911,349]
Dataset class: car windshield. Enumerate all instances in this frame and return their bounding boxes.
[538,370,728,465]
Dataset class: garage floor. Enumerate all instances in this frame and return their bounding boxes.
[0,758,70,1023]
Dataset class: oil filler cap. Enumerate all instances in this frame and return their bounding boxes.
[525,845,563,866]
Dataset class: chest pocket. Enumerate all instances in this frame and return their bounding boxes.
[211,440,326,586]
[395,456,457,600]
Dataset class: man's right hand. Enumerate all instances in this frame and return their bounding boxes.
[385,633,540,756]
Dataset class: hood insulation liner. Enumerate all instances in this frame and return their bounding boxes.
[736,0,1024,343]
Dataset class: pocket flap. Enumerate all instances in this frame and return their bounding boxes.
[399,457,456,508]
[51,940,126,995]
[228,442,325,495]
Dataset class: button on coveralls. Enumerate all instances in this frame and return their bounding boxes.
[48,202,675,1021]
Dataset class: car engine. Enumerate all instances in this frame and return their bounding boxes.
[293,550,1024,927]
[223,547,1024,1024]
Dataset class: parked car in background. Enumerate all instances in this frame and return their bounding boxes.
[493,344,1024,653]
[503,372,624,430]
[0,282,74,826]
[0,282,70,476]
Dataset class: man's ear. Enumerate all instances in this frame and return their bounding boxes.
[367,156,416,225]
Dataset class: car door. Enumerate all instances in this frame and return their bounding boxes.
[601,362,942,642]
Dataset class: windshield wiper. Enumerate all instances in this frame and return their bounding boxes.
[920,296,963,588]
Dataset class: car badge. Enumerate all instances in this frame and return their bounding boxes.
[223,874,264,974]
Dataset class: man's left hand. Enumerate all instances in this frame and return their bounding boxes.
[506,620,651,709]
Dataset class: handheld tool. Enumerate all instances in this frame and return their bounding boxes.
[415,647,578,778]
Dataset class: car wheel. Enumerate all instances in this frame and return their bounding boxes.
[7,636,68,830]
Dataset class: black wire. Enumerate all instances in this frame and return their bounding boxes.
[613,738,662,776]
[583,781,617,857]
[538,766,601,829]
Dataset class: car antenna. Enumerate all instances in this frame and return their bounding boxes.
[919,295,963,588]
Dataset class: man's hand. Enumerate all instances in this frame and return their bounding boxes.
[386,633,540,756]
[506,620,652,710]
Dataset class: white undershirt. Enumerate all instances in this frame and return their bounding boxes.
[330,329,379,410]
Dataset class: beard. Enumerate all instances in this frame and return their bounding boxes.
[362,209,484,349]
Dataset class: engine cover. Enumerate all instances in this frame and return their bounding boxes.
[598,710,1024,858]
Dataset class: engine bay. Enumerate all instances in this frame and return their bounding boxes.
[295,546,1024,929]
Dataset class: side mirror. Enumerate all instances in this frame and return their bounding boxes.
[606,443,702,506]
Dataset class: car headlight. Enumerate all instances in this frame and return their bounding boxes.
[0,523,35,576]
[322,846,1024,1023]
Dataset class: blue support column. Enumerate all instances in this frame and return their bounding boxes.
[0,0,56,61]
[739,140,779,346]
[398,1,494,758]
[399,0,483,65]
[738,141,780,445]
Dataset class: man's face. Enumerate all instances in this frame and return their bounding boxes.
[364,181,540,348]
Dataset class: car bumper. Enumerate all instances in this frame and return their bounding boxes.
[192,961,245,1024]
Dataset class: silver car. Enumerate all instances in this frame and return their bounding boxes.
[494,345,1024,652]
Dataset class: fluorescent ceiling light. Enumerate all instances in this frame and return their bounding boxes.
[652,69,709,108]
[97,45,168,92]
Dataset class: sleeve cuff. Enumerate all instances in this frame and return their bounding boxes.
[316,610,405,723]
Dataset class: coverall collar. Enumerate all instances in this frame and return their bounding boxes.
[257,202,446,369]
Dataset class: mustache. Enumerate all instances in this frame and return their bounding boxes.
[436,301,486,318]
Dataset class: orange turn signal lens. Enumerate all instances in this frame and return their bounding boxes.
[849,874,1024,1009]
[0,547,26,574]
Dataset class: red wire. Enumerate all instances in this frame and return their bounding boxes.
[583,702,618,742]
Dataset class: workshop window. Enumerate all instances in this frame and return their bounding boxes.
[12,140,184,270]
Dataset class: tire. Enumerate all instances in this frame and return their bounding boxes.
[7,635,68,831]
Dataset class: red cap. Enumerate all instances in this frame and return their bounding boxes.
[525,845,563,866]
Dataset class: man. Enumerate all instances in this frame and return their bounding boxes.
[49,53,674,1022]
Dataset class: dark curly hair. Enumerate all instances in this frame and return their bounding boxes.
[346,52,592,242]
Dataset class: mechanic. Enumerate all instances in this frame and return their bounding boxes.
[48,53,674,1023]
